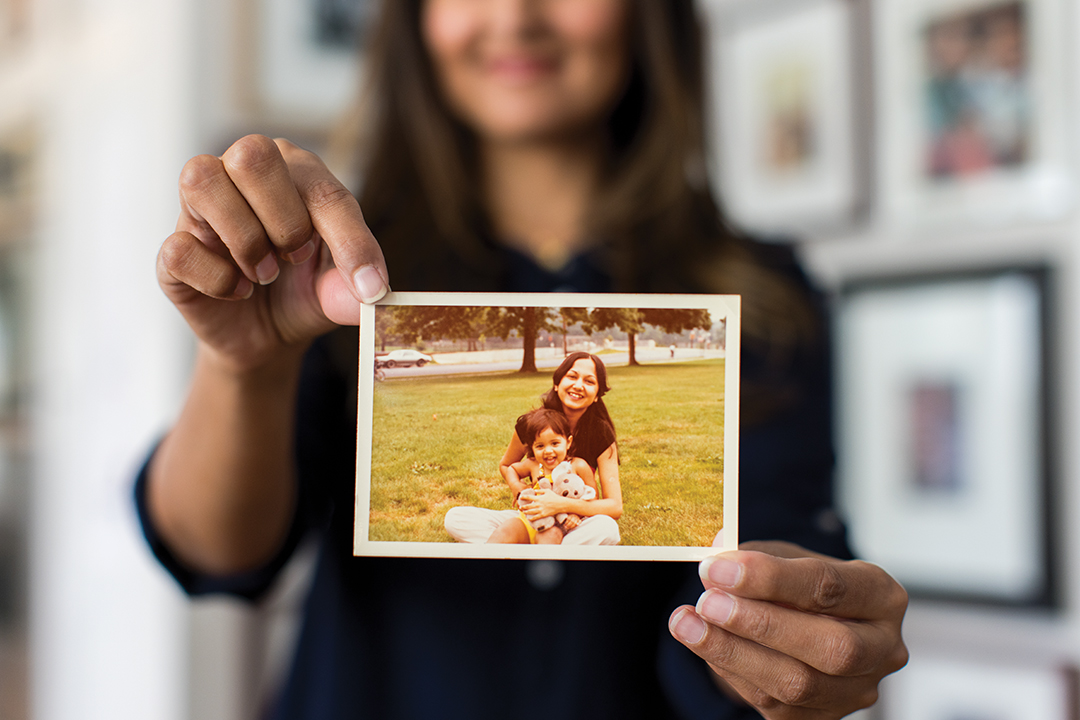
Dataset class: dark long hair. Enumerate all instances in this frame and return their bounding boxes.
[540,352,617,466]
[332,0,823,420]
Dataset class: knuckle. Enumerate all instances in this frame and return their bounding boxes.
[853,685,880,711]
[741,605,778,644]
[887,642,910,673]
[775,666,817,706]
[159,234,237,297]
[179,154,224,194]
[808,561,848,612]
[222,134,280,175]
[745,685,781,712]
[821,627,867,676]
[159,233,197,275]
[699,629,740,669]
[887,578,910,616]
[272,217,314,251]
[304,178,356,213]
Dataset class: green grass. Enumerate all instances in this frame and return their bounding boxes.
[369,359,725,546]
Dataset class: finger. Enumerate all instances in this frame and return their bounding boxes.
[158,231,253,300]
[277,139,390,303]
[699,552,908,621]
[719,670,860,720]
[693,588,903,677]
[177,154,279,286]
[221,135,318,264]
[668,607,878,714]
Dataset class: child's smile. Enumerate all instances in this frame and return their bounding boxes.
[531,427,572,471]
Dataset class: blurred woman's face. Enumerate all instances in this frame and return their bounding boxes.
[422,0,631,144]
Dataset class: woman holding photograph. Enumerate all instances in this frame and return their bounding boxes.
[445,351,623,545]
[139,1,908,718]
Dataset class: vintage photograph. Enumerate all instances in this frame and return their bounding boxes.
[922,1,1030,180]
[355,293,741,561]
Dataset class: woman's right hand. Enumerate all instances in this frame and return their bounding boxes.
[157,135,390,372]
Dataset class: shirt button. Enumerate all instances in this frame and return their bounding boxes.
[526,560,564,590]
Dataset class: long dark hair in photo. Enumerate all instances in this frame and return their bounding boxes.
[541,352,617,468]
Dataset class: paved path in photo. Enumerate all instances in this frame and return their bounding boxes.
[380,348,724,379]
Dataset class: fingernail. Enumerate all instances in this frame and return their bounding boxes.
[255,254,280,285]
[700,557,742,588]
[354,264,388,303]
[233,277,254,300]
[285,239,316,265]
[670,608,706,645]
[697,589,734,624]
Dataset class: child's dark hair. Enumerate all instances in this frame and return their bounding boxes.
[516,408,573,459]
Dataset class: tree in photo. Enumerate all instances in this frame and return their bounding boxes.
[487,307,559,372]
[388,306,493,351]
[586,308,713,365]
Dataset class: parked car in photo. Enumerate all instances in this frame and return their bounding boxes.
[378,349,434,368]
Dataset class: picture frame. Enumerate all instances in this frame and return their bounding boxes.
[233,0,373,133]
[710,0,869,236]
[835,267,1053,605]
[874,0,1074,226]
[886,655,1077,720]
[354,292,741,561]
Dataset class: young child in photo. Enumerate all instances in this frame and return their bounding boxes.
[487,408,595,545]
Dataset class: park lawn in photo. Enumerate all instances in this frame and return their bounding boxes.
[368,359,725,546]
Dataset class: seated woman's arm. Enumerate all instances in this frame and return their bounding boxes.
[498,432,531,501]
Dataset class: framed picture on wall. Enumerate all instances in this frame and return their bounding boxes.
[887,656,1077,720]
[875,0,1073,226]
[711,0,869,236]
[234,0,375,133]
[835,267,1053,605]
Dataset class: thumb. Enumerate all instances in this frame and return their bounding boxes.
[276,140,390,306]
[317,263,364,326]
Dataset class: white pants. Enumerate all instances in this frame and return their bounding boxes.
[444,507,621,545]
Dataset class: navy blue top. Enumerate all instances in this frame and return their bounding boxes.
[135,245,849,720]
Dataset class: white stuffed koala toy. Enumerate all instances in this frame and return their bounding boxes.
[550,461,596,525]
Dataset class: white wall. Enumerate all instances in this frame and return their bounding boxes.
[28,1,201,718]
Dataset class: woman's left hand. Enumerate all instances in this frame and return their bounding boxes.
[669,541,909,719]
[521,489,567,520]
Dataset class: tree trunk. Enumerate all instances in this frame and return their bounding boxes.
[520,308,538,372]
[628,332,639,366]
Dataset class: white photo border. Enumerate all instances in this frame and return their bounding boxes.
[355,292,741,561]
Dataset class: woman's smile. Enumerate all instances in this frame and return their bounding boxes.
[556,358,600,411]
